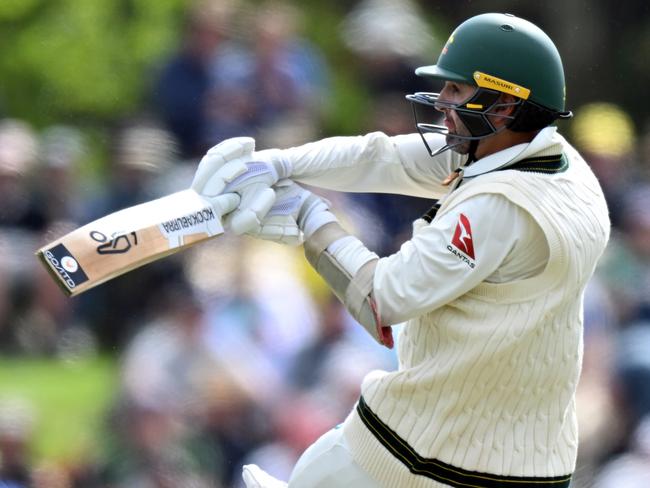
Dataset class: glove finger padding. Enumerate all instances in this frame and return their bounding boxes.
[227,186,277,234]
[200,158,249,197]
[222,161,281,194]
[250,215,303,246]
[210,193,241,217]
[205,193,241,217]
[191,137,255,193]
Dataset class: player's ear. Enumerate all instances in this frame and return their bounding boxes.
[488,94,519,130]
[496,94,518,116]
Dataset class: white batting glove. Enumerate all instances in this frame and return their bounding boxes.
[191,137,293,236]
[211,193,241,218]
[191,137,256,196]
[246,180,337,245]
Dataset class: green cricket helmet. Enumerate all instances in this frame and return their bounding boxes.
[406,13,572,157]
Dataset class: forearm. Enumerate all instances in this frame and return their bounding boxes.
[259,132,457,198]
[304,222,393,348]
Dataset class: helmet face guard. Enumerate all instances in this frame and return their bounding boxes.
[405,88,522,157]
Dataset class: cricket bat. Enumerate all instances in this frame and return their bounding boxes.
[36,189,225,297]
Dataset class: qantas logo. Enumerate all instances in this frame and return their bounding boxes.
[452,213,475,259]
[447,213,475,268]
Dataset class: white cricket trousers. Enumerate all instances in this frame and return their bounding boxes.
[287,426,381,487]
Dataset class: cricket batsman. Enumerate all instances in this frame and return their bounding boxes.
[190,13,611,488]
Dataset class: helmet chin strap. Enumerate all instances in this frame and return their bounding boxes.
[466,139,480,164]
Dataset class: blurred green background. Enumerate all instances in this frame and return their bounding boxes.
[0,0,649,486]
[0,357,116,461]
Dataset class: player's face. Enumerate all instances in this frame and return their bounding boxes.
[435,81,477,154]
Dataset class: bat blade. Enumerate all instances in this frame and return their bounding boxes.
[36,189,224,297]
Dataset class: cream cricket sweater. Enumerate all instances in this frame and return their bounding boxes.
[341,141,611,487]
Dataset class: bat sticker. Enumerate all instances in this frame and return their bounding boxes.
[42,244,89,289]
[90,230,139,255]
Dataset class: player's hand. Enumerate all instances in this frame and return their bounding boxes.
[191,137,293,235]
[191,137,255,195]
[245,180,337,245]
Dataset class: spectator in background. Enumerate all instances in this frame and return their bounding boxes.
[153,0,240,159]
[0,246,13,352]
[612,322,650,442]
[241,394,338,484]
[570,102,637,229]
[289,295,349,390]
[571,276,621,487]
[120,283,211,412]
[289,294,395,394]
[101,400,215,488]
[101,283,221,487]
[197,237,318,394]
[0,235,35,356]
[0,122,97,358]
[0,120,42,232]
[597,184,650,323]
[9,126,95,358]
[0,120,56,356]
[32,125,87,228]
[639,123,650,181]
[199,247,286,398]
[30,464,71,488]
[340,0,435,97]
[593,415,650,488]
[192,370,268,487]
[287,296,397,434]
[205,0,330,149]
[0,397,35,488]
[249,0,330,148]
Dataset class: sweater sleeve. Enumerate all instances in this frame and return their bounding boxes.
[268,131,460,199]
[373,193,548,325]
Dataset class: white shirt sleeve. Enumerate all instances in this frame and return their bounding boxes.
[271,131,461,199]
[373,193,549,325]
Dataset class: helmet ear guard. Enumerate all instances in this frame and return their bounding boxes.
[509,100,572,132]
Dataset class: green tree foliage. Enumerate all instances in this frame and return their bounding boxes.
[0,0,185,125]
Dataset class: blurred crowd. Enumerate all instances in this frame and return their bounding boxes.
[0,1,649,487]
